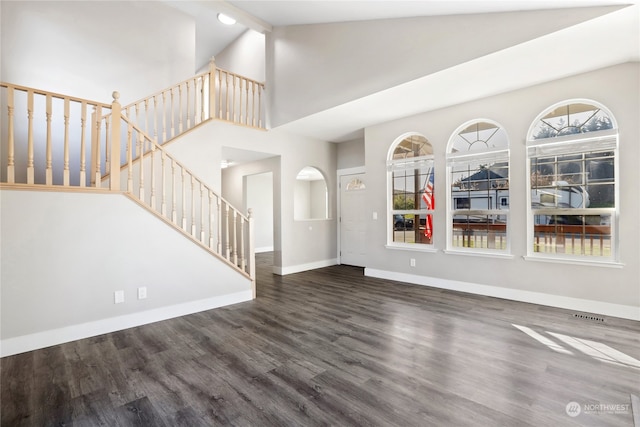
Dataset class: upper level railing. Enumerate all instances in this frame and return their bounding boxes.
[115,57,265,147]
[0,83,111,186]
[0,80,257,292]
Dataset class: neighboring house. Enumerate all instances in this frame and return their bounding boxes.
[457,168,508,192]
[1,1,638,356]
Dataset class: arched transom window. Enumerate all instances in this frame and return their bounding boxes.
[530,102,613,139]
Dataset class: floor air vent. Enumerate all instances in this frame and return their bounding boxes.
[573,313,606,322]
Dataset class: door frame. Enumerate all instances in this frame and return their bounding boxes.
[337,166,366,265]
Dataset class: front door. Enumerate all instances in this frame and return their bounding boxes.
[339,173,367,267]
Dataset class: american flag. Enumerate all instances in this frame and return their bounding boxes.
[422,170,434,239]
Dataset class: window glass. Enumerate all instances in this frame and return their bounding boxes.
[392,135,433,159]
[388,134,434,246]
[450,121,509,153]
[448,120,510,253]
[530,103,613,140]
[527,101,617,261]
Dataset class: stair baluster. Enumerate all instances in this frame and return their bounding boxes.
[45,94,53,185]
[79,101,87,187]
[1,80,256,284]
[26,90,34,184]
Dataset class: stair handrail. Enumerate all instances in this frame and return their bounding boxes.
[0,84,255,294]
[100,58,266,148]
[120,114,248,221]
[0,82,112,108]
[118,113,255,287]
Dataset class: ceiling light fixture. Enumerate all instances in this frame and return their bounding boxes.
[217,13,236,25]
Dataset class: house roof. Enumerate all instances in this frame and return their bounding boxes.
[462,169,507,182]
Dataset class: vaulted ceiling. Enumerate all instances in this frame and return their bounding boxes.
[166,1,639,142]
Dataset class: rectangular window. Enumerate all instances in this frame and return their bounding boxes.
[449,159,509,253]
[532,214,612,256]
[455,198,470,209]
[529,143,616,261]
[390,163,434,246]
[452,214,508,250]
[392,213,433,244]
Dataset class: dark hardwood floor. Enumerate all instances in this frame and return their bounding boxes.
[2,253,639,426]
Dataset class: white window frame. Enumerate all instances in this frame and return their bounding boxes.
[525,99,620,266]
[445,120,511,257]
[386,134,435,251]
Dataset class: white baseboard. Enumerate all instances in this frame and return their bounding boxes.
[274,258,339,275]
[365,268,640,321]
[255,246,274,253]
[0,290,253,358]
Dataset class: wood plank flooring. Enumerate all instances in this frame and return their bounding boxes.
[2,253,639,426]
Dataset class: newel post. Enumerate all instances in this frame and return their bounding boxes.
[248,208,256,299]
[110,91,121,191]
[209,56,216,120]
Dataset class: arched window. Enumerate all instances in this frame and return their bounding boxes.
[446,120,510,254]
[345,177,366,191]
[527,100,618,262]
[387,134,434,247]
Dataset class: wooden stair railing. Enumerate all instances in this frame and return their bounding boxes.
[0,84,256,295]
[116,112,256,285]
[103,57,265,148]
[0,82,112,187]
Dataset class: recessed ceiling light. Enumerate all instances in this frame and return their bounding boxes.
[217,13,236,25]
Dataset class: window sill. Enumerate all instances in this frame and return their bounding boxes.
[523,255,624,268]
[443,249,514,259]
[385,244,438,253]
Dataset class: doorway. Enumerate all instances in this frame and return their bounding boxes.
[339,173,367,267]
[245,171,274,253]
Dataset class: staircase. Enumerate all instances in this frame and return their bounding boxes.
[0,58,266,295]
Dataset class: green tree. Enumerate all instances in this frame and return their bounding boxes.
[394,194,415,210]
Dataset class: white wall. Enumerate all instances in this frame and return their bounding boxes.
[363,63,640,319]
[337,138,365,170]
[0,1,195,104]
[266,7,620,128]
[214,30,266,82]
[245,172,274,252]
[0,189,252,356]
[166,121,338,273]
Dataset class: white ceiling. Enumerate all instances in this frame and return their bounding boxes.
[278,3,640,142]
[228,0,637,27]
[168,0,639,148]
[169,0,638,65]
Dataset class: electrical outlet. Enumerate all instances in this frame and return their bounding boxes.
[410,258,416,267]
[114,290,125,304]
[138,287,147,300]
